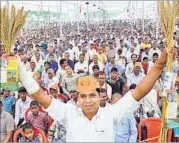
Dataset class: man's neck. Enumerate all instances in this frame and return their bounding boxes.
[99,82,105,87]
[84,109,98,121]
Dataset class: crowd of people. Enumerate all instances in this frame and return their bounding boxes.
[0,19,179,142]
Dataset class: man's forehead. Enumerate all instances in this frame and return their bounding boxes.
[78,90,98,96]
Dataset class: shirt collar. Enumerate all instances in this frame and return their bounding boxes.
[76,106,102,121]
[20,96,31,103]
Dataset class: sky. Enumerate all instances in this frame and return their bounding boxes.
[2,1,157,12]
[1,1,157,19]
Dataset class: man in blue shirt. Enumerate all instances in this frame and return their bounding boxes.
[105,54,125,78]
[49,54,58,73]
[111,93,138,142]
[2,90,16,116]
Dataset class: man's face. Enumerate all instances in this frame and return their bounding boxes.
[3,90,10,97]
[143,59,148,64]
[130,47,135,53]
[49,56,54,62]
[50,89,58,98]
[19,92,27,101]
[30,62,36,70]
[30,105,39,115]
[79,55,85,62]
[70,91,78,101]
[134,66,140,75]
[111,71,118,80]
[131,55,137,63]
[93,56,98,63]
[98,74,105,85]
[65,66,72,76]
[35,53,40,60]
[64,53,70,60]
[109,56,115,63]
[153,55,158,63]
[100,92,108,107]
[78,90,100,116]
[44,63,49,71]
[109,43,113,49]
[93,68,99,76]
[48,72,53,79]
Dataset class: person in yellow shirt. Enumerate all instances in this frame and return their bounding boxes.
[97,47,107,64]
[141,38,151,49]
[101,41,109,54]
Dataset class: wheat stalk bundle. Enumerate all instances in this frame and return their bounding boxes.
[0,5,29,55]
[158,1,178,142]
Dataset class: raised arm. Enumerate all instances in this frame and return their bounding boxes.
[132,49,167,101]
[17,55,51,108]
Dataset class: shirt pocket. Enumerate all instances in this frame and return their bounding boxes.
[94,123,108,137]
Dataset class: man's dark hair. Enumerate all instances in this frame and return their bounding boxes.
[0,101,2,105]
[22,123,34,132]
[92,65,100,70]
[143,57,148,61]
[18,86,27,93]
[60,59,66,66]
[79,53,85,57]
[49,54,54,58]
[96,88,107,94]
[111,67,118,73]
[131,54,137,59]
[30,101,39,107]
[153,53,159,57]
[130,84,137,90]
[44,61,50,66]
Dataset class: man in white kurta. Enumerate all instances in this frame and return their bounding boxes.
[45,90,139,142]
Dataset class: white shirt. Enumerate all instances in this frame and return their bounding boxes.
[74,61,88,74]
[148,48,161,61]
[15,96,32,125]
[125,62,144,79]
[126,51,138,63]
[45,91,139,142]
[140,89,161,118]
[56,68,66,83]
[127,73,145,86]
[89,62,104,75]
[66,49,75,61]
[88,49,97,60]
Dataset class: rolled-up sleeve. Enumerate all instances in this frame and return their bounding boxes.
[45,98,68,127]
[110,91,139,122]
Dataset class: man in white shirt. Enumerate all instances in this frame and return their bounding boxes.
[17,49,167,142]
[127,62,145,86]
[89,55,104,75]
[88,43,97,61]
[98,71,112,100]
[148,45,161,61]
[125,54,139,79]
[148,53,159,72]
[15,86,32,127]
[74,54,88,74]
[126,47,138,64]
